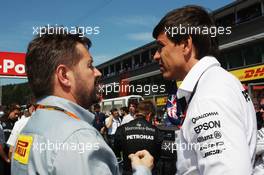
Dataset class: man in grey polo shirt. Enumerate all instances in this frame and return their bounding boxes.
[11,27,153,175]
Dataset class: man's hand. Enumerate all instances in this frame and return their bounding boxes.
[4,157,10,163]
[100,126,106,134]
[129,150,154,170]
[105,115,114,128]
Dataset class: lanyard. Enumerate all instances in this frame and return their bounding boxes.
[36,104,80,120]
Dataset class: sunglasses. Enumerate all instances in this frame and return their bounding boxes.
[260,104,264,110]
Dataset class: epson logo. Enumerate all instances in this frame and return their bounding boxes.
[192,112,219,124]
[194,120,221,134]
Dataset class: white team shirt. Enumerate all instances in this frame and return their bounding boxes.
[176,56,257,175]
[105,117,121,135]
[7,116,30,146]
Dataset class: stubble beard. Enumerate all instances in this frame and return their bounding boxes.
[74,78,99,109]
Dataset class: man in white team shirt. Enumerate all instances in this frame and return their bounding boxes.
[152,5,257,175]
[105,108,122,157]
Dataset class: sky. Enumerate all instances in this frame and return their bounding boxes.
[0,0,234,85]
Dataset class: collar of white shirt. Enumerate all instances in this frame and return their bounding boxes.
[176,56,221,102]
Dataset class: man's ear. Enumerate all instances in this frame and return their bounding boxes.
[181,36,193,57]
[55,65,74,88]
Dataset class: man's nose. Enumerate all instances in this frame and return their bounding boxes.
[94,68,102,77]
[153,51,161,61]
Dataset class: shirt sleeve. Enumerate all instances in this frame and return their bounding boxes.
[105,117,109,125]
[7,120,21,146]
[185,96,253,175]
[52,128,120,175]
[132,165,151,175]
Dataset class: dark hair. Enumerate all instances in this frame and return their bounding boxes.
[26,103,35,109]
[94,103,101,110]
[110,108,118,114]
[8,104,21,113]
[0,104,21,122]
[136,100,156,118]
[26,26,92,99]
[128,102,137,108]
[153,5,219,59]
[120,107,129,114]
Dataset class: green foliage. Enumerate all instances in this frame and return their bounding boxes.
[2,83,34,105]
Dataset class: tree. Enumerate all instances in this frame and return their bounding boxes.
[2,83,33,105]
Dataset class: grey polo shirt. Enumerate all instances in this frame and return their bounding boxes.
[11,96,119,175]
[11,96,150,175]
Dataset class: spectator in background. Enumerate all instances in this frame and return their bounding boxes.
[0,124,9,175]
[0,104,21,175]
[24,103,35,117]
[0,104,21,141]
[253,98,260,112]
[105,108,121,157]
[256,97,264,130]
[92,103,106,134]
[254,97,264,175]
[128,103,136,117]
[7,103,35,160]
[120,107,134,125]
[115,100,163,175]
